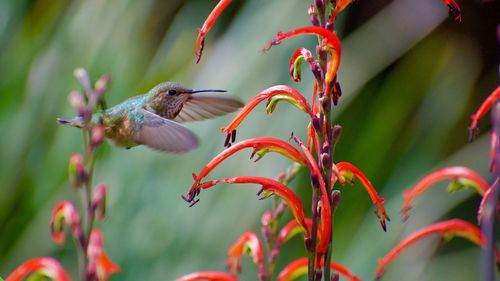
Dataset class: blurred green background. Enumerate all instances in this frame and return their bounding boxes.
[0,0,499,280]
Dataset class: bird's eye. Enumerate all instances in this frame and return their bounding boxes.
[167,89,176,96]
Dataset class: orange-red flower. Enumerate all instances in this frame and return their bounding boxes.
[184,137,308,203]
[277,257,361,281]
[193,176,310,239]
[50,200,82,245]
[221,86,313,145]
[375,219,484,279]
[263,26,341,97]
[194,0,232,63]
[335,162,389,231]
[175,272,238,281]
[442,0,462,22]
[276,219,313,246]
[401,166,488,221]
[6,257,71,281]
[469,86,500,139]
[87,229,120,281]
[226,232,265,280]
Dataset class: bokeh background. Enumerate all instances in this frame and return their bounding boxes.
[0,0,499,280]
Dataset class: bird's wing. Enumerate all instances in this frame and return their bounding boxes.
[174,95,243,123]
[133,109,198,153]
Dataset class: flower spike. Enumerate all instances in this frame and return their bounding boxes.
[401,166,488,221]
[175,272,238,281]
[263,26,341,97]
[194,0,232,63]
[221,86,313,145]
[469,86,500,140]
[226,232,265,280]
[184,137,308,202]
[50,200,83,245]
[6,257,71,281]
[375,219,485,279]
[191,176,310,239]
[277,257,362,281]
[290,134,331,254]
[335,162,390,231]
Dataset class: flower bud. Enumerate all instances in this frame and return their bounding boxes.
[308,6,320,26]
[74,68,92,97]
[331,190,341,207]
[92,184,107,221]
[68,154,88,188]
[91,125,105,148]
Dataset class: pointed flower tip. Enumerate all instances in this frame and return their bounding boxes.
[6,257,71,281]
[193,0,232,63]
[376,219,484,279]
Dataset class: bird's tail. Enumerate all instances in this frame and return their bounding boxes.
[57,116,85,128]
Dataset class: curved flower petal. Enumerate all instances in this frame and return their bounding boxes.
[227,232,265,280]
[262,27,341,97]
[289,48,315,82]
[478,178,499,224]
[401,166,488,221]
[375,219,485,279]
[50,200,82,245]
[277,257,361,281]
[290,135,331,254]
[328,0,354,24]
[175,272,238,281]
[87,229,120,281]
[192,176,310,239]
[6,257,71,281]
[183,137,307,203]
[221,86,313,145]
[194,0,232,63]
[277,219,313,246]
[442,0,462,22]
[335,162,389,231]
[469,86,500,139]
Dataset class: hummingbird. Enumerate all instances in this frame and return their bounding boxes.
[58,82,243,153]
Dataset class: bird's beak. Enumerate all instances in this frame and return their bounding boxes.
[188,88,227,94]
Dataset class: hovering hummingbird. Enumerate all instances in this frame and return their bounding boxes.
[58,82,243,153]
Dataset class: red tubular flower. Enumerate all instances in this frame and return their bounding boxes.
[401,166,488,221]
[194,176,310,239]
[335,162,390,231]
[469,86,500,139]
[290,135,331,254]
[50,200,82,245]
[6,257,71,281]
[289,48,315,82]
[442,0,462,22]
[477,179,499,224]
[87,229,120,281]
[375,219,485,280]
[227,232,265,280]
[184,137,308,203]
[175,272,238,281]
[263,26,341,97]
[194,0,232,63]
[277,257,361,281]
[328,0,353,24]
[221,86,313,145]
